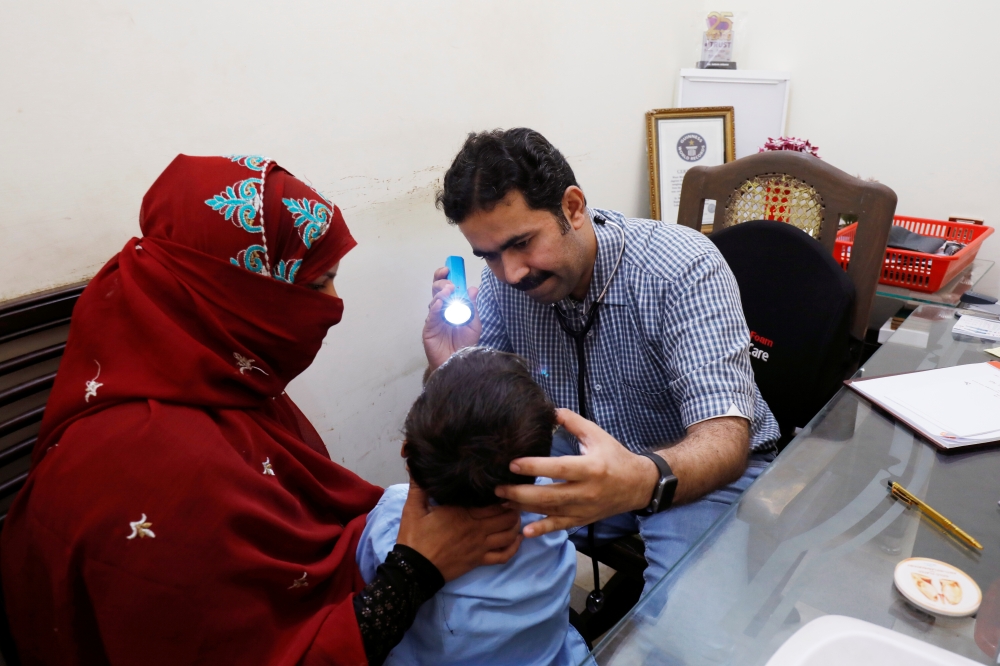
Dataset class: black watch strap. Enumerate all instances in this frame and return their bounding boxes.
[633,451,678,516]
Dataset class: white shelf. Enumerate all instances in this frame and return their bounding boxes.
[677,69,791,158]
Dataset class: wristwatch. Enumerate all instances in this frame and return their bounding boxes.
[633,452,678,516]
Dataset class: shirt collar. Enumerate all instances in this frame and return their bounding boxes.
[557,209,628,313]
[587,210,628,307]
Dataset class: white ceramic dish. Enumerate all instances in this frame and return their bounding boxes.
[894,557,982,617]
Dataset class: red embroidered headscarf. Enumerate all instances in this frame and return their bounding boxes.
[2,155,383,665]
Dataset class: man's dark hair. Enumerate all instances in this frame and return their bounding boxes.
[403,348,556,508]
[435,128,580,230]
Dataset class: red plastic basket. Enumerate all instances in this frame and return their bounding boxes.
[834,216,993,293]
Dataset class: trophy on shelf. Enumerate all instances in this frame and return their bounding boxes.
[698,12,736,70]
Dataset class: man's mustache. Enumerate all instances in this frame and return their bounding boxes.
[510,271,553,292]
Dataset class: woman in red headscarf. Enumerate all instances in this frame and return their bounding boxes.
[0,155,521,666]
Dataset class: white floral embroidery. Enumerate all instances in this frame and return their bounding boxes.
[84,361,103,403]
[127,514,155,540]
[233,352,268,376]
[289,572,309,589]
[262,458,275,476]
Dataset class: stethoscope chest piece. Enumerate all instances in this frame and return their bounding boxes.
[586,588,606,614]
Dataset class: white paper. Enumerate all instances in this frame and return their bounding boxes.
[850,363,1000,445]
[952,315,1000,341]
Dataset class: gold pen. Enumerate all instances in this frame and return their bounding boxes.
[888,481,984,551]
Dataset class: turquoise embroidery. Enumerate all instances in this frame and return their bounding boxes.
[302,222,324,249]
[205,178,264,233]
[282,197,331,249]
[273,259,302,284]
[225,154,268,171]
[230,245,268,275]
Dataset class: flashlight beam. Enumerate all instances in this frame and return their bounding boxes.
[443,298,473,326]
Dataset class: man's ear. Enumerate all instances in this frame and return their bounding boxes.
[562,186,589,231]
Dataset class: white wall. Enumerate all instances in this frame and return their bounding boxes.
[1,0,688,486]
[4,1,999,485]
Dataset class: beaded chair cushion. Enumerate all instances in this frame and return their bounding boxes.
[724,174,825,238]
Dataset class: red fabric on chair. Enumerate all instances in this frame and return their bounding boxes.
[2,155,382,665]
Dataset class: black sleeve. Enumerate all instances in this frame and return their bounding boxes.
[352,544,446,666]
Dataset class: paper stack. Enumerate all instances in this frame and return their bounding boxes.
[847,362,1000,450]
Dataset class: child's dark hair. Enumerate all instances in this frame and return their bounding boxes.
[403,348,556,507]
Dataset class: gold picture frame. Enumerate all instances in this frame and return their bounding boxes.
[646,106,736,222]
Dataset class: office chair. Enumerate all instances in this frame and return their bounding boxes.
[0,282,86,666]
[711,220,856,443]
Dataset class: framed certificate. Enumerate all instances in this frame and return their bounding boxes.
[646,107,735,225]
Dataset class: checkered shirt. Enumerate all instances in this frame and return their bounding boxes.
[477,208,780,453]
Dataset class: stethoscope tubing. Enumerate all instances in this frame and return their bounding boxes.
[550,216,626,614]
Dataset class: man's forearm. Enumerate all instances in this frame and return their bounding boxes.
[495,411,752,538]
[645,416,750,507]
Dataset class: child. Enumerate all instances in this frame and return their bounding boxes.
[356,347,591,666]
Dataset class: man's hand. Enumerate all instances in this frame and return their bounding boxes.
[396,482,522,582]
[495,409,750,539]
[494,409,659,538]
[423,266,482,371]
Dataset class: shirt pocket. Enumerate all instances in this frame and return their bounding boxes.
[617,381,686,449]
[618,359,670,396]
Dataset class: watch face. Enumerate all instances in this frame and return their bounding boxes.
[637,452,676,515]
[650,474,677,514]
[652,478,668,503]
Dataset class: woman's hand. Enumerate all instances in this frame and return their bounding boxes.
[423,267,482,372]
[396,482,522,582]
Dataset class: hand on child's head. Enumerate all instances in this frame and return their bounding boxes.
[402,348,556,509]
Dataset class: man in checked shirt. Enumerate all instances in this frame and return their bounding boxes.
[422,128,780,594]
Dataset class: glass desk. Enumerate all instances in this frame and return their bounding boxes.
[590,304,1000,665]
[875,259,995,308]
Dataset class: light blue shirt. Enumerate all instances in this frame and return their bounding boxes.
[356,484,592,666]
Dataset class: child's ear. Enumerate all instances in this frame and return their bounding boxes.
[400,441,409,458]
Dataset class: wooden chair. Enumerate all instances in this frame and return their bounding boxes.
[677,150,897,343]
[0,282,86,666]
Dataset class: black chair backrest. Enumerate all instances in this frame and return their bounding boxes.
[0,282,86,666]
[710,221,855,443]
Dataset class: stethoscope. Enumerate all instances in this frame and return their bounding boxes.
[550,213,626,615]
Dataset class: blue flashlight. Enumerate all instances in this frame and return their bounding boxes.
[442,255,474,326]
